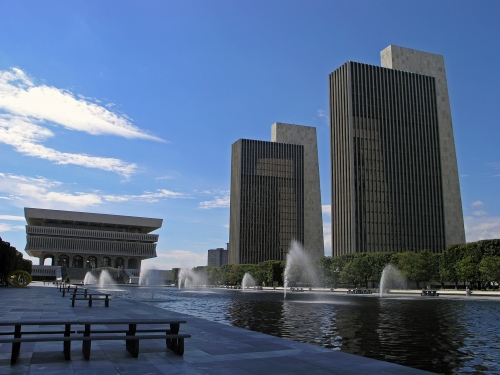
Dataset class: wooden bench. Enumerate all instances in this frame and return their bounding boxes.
[70,294,112,307]
[61,287,88,297]
[0,318,190,364]
[0,319,79,364]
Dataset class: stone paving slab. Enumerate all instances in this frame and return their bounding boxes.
[0,282,435,374]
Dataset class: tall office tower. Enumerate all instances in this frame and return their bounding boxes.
[330,45,465,257]
[229,123,323,264]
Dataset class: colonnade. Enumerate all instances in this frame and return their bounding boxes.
[38,252,143,270]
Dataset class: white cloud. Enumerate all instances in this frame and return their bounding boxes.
[472,210,488,217]
[0,172,101,208]
[465,216,500,242]
[0,68,163,141]
[103,189,189,203]
[147,250,207,270]
[198,195,230,209]
[323,223,331,256]
[0,114,138,178]
[322,204,331,216]
[0,172,187,210]
[0,67,164,177]
[0,215,25,221]
[317,109,327,118]
[471,201,484,207]
[0,222,25,232]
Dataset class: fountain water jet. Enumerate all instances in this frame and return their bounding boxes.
[379,264,406,298]
[99,269,116,289]
[139,265,163,286]
[283,241,318,299]
[178,268,207,289]
[83,271,98,285]
[242,273,256,291]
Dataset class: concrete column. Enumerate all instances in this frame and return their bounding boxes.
[271,123,324,259]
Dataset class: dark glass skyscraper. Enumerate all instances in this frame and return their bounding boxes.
[330,46,465,256]
[229,139,304,264]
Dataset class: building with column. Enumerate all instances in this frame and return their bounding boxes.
[329,45,465,257]
[229,123,323,264]
[24,207,162,273]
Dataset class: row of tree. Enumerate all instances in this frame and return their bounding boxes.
[0,237,32,285]
[173,239,500,289]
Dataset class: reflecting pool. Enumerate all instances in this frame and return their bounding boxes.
[104,287,500,374]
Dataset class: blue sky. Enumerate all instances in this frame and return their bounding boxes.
[1,1,499,270]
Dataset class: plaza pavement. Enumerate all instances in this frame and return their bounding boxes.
[0,282,435,375]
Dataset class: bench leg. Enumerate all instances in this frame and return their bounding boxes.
[82,324,91,360]
[175,338,184,356]
[63,324,71,360]
[126,324,139,358]
[72,298,75,307]
[88,297,92,307]
[166,338,177,352]
[105,297,109,307]
[166,323,180,353]
[11,325,22,365]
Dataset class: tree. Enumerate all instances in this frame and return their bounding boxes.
[416,250,440,286]
[219,264,232,285]
[349,256,372,288]
[479,256,500,287]
[0,237,32,285]
[365,252,394,285]
[206,266,220,285]
[171,268,180,285]
[440,244,465,288]
[340,261,358,288]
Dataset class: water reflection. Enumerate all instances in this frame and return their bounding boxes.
[105,287,500,374]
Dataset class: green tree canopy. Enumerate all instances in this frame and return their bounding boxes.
[479,256,500,283]
[0,237,32,285]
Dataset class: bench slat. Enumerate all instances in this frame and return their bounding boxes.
[0,333,191,344]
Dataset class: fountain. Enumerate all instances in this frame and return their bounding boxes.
[178,268,207,289]
[241,273,256,291]
[139,266,163,286]
[99,269,117,289]
[83,271,98,285]
[379,264,406,297]
[283,241,318,298]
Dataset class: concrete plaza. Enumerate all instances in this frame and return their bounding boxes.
[0,282,434,374]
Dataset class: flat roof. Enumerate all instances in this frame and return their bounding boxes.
[24,207,163,233]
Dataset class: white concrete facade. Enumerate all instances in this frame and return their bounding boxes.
[271,123,324,259]
[380,45,466,247]
[24,207,162,271]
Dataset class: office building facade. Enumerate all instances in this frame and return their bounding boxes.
[229,123,323,264]
[207,248,228,267]
[330,45,465,256]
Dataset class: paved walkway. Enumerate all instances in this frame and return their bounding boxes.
[0,282,434,375]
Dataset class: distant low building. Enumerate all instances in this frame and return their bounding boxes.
[207,248,228,267]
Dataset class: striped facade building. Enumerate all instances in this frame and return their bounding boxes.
[25,208,162,271]
[329,45,465,257]
[229,123,323,264]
